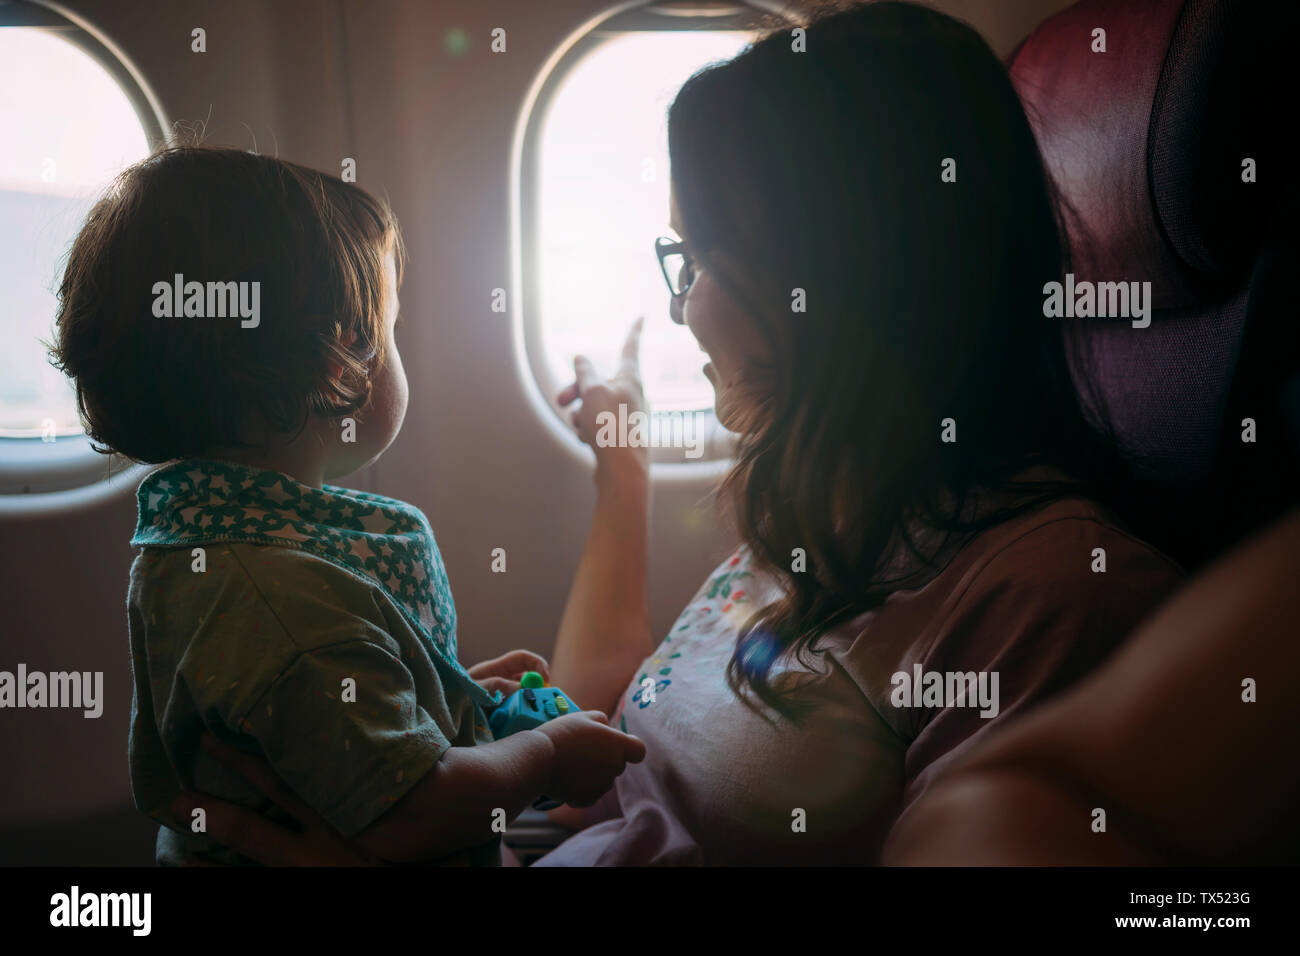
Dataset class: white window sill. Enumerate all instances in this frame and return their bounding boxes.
[0,435,148,517]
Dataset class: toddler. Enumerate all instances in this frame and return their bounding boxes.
[48,145,644,865]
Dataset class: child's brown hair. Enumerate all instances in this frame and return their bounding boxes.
[47,144,404,463]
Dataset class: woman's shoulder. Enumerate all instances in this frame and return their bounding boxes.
[953,496,1184,587]
[830,495,1186,672]
[902,496,1186,664]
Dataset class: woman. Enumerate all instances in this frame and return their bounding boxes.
[173,1,1183,865]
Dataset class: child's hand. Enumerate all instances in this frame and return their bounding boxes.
[534,710,647,808]
[468,649,550,697]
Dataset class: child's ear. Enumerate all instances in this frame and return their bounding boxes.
[329,331,361,379]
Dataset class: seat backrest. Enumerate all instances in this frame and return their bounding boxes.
[1008,0,1299,567]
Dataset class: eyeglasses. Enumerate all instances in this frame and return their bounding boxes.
[655,236,696,301]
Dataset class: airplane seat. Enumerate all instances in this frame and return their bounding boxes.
[1008,0,1300,569]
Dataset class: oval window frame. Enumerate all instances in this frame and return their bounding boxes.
[509,0,790,479]
[0,1,168,506]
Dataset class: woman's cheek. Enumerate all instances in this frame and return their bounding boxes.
[684,274,728,353]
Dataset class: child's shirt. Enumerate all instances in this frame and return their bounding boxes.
[126,458,504,865]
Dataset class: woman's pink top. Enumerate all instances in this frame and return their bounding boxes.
[535,497,1183,865]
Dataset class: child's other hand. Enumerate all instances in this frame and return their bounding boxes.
[535,710,646,808]
[468,649,550,697]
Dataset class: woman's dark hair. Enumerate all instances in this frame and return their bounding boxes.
[667,1,1139,720]
[47,142,404,464]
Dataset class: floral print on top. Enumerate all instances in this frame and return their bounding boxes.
[623,550,756,727]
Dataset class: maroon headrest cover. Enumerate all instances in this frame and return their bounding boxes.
[1008,0,1285,310]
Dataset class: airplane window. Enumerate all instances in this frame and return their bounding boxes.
[0,24,154,441]
[519,13,761,464]
[536,31,749,414]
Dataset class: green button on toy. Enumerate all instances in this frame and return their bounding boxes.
[520,671,545,689]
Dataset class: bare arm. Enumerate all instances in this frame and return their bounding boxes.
[183,709,645,865]
[352,730,555,863]
[549,457,653,716]
[543,470,652,834]
[549,320,655,717]
[354,707,645,863]
[175,731,555,866]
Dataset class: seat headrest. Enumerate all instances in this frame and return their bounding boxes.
[1009,0,1290,310]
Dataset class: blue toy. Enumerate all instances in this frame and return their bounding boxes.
[487,671,579,810]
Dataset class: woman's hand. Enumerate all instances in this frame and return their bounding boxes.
[556,318,648,480]
[171,733,381,866]
[467,649,551,697]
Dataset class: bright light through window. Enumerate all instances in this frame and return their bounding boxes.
[0,28,151,437]
[536,31,751,413]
